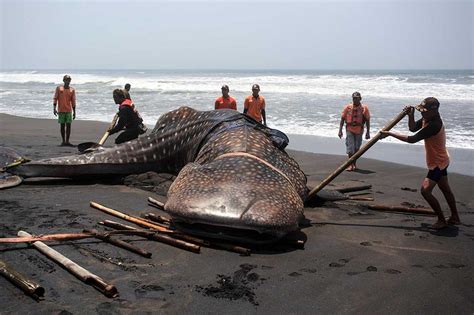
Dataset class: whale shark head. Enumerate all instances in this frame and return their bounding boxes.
[164,124,307,244]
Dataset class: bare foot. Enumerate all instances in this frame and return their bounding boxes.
[346,165,353,172]
[431,220,448,230]
[447,216,461,225]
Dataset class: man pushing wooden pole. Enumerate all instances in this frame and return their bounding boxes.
[307,109,409,201]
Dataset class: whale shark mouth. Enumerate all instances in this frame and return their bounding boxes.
[170,220,285,245]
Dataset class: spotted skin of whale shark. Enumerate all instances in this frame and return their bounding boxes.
[1,107,308,242]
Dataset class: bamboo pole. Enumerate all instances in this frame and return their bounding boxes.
[99,220,201,254]
[337,185,372,193]
[90,201,173,233]
[307,109,408,200]
[18,231,118,298]
[144,213,171,225]
[368,204,435,216]
[148,197,165,210]
[0,259,45,300]
[83,228,152,258]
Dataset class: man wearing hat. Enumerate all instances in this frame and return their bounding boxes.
[215,85,237,110]
[244,84,266,126]
[53,75,76,146]
[380,97,461,229]
[338,91,371,171]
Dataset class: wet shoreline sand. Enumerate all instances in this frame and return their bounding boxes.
[0,113,473,313]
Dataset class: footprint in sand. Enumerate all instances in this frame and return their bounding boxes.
[346,266,379,276]
[384,269,402,274]
[289,272,302,277]
[329,258,351,267]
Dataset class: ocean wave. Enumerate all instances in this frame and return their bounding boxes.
[1,71,473,101]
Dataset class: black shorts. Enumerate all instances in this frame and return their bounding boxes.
[426,166,448,182]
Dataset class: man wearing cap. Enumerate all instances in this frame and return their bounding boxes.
[380,97,461,229]
[123,83,132,100]
[244,84,266,126]
[53,75,76,146]
[338,92,371,171]
[215,85,237,110]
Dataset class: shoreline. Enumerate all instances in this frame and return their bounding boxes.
[1,113,471,176]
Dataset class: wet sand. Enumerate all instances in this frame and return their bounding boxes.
[0,113,473,314]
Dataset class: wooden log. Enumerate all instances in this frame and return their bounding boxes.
[99,220,201,254]
[90,201,173,233]
[148,197,165,209]
[210,241,251,256]
[347,192,372,197]
[0,259,45,300]
[83,228,152,258]
[368,204,436,216]
[18,231,118,298]
[0,230,153,244]
[337,185,372,193]
[143,213,171,225]
[0,233,93,243]
[348,196,374,201]
[307,109,408,200]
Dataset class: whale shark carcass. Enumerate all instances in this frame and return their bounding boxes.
[1,107,308,243]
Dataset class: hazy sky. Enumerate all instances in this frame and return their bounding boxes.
[0,0,472,70]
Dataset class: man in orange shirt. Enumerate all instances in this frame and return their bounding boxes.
[244,84,266,125]
[381,97,460,229]
[53,75,76,146]
[215,85,237,110]
[338,91,370,171]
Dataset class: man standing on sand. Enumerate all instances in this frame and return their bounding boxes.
[380,97,461,230]
[244,84,266,126]
[215,85,237,110]
[123,83,131,100]
[338,91,370,171]
[53,75,76,146]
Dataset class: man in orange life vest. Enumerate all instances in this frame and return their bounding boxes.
[108,89,143,144]
[338,91,371,171]
[244,84,266,126]
[53,75,76,146]
[380,97,461,229]
[215,85,237,110]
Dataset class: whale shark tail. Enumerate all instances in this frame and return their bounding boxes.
[0,147,27,189]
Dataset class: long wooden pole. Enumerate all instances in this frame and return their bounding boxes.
[18,231,118,298]
[90,201,173,233]
[98,114,119,145]
[99,220,201,254]
[368,204,435,216]
[307,109,408,200]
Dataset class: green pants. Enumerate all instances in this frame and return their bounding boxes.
[58,112,72,124]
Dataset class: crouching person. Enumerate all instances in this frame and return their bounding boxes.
[109,89,146,144]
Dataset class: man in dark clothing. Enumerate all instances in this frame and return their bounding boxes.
[123,83,131,100]
[381,97,460,229]
[109,89,142,144]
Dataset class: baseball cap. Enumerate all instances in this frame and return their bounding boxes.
[63,75,71,81]
[221,84,229,90]
[252,84,260,90]
[352,91,361,98]
[415,97,440,112]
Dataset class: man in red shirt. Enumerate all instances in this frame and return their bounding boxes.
[338,91,370,171]
[215,85,237,110]
[244,84,266,125]
[53,75,76,146]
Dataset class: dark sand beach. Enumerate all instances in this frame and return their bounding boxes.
[0,113,473,314]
